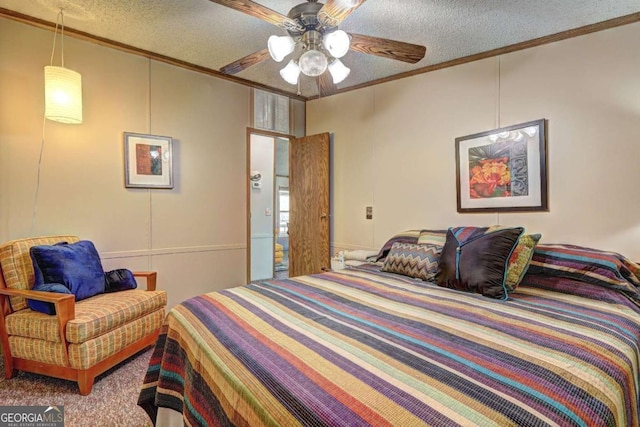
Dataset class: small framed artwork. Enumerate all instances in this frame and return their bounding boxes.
[123,132,173,189]
[455,119,548,213]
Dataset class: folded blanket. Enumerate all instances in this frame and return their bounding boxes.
[344,250,378,262]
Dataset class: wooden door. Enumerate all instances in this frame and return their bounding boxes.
[289,133,330,277]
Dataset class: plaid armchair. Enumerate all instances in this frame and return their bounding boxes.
[0,236,167,395]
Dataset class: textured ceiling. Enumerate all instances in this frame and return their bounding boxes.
[1,0,639,98]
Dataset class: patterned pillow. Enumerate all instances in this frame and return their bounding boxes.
[505,233,541,290]
[417,229,447,248]
[486,226,541,291]
[375,230,421,262]
[526,244,640,301]
[435,226,524,299]
[381,242,440,281]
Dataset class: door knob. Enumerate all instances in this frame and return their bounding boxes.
[320,213,328,219]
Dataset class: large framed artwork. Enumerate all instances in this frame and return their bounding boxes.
[455,119,547,213]
[123,132,174,189]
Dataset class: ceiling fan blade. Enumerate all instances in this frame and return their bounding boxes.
[317,71,338,97]
[220,48,270,74]
[349,33,426,64]
[208,0,303,31]
[317,0,366,28]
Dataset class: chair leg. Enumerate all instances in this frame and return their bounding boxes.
[3,353,17,379]
[4,365,17,379]
[77,371,95,395]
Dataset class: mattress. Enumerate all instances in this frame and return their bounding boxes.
[139,264,640,426]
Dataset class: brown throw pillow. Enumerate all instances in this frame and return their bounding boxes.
[435,226,524,299]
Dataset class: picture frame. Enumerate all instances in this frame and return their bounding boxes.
[123,132,174,189]
[455,119,547,213]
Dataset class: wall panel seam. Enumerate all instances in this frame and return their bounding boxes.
[331,242,378,251]
[101,244,246,259]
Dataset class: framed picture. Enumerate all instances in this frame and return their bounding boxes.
[123,132,173,189]
[455,119,547,213]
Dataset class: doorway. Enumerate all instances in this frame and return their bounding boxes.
[274,136,290,279]
[248,130,291,282]
[247,130,331,283]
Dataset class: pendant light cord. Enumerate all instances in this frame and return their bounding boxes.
[30,117,47,236]
[30,9,65,236]
[49,10,65,66]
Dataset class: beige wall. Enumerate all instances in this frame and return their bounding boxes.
[3,16,640,307]
[308,22,640,259]
[0,18,250,308]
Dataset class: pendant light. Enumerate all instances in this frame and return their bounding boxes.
[44,9,83,124]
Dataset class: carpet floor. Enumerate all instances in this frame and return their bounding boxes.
[0,349,154,426]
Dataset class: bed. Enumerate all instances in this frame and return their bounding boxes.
[138,232,640,427]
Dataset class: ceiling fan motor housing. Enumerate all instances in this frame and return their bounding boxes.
[286,2,336,40]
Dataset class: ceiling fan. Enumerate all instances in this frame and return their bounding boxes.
[211,0,427,96]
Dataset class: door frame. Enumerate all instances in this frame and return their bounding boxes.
[246,127,296,283]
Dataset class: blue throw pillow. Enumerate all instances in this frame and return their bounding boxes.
[105,269,138,292]
[30,240,106,301]
[27,283,73,315]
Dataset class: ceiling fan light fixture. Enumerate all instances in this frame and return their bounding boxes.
[267,35,295,62]
[328,59,350,84]
[280,59,301,85]
[340,0,361,8]
[323,30,350,59]
[299,49,328,77]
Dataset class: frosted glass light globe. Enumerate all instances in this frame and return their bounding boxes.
[280,60,301,85]
[268,35,295,62]
[323,30,350,58]
[299,49,328,77]
[328,59,350,84]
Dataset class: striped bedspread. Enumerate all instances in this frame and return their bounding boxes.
[138,264,640,426]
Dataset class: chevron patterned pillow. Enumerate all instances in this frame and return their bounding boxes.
[381,242,440,281]
[375,229,422,262]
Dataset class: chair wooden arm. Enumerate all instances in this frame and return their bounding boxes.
[0,288,75,304]
[132,271,157,291]
[0,288,75,346]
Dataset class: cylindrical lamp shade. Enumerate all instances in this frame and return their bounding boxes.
[44,66,83,124]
